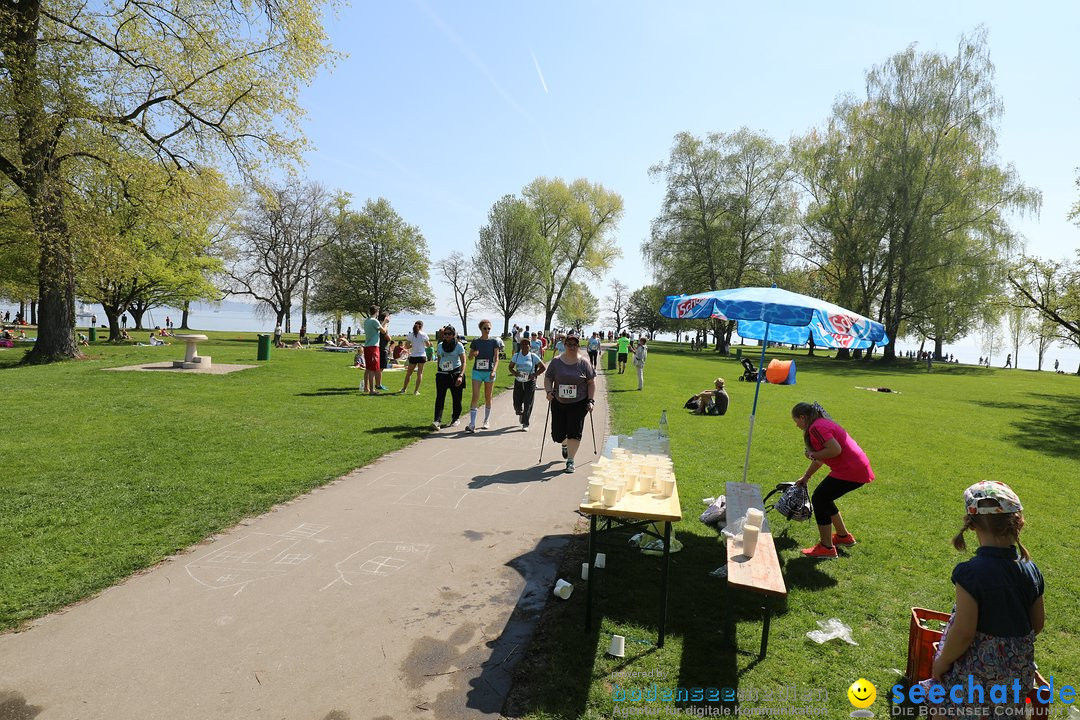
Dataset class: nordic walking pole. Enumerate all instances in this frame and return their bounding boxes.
[589,408,597,454]
[538,400,551,464]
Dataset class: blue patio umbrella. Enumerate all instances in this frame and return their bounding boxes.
[659,286,889,482]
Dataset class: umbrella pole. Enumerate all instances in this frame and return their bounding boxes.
[742,323,771,483]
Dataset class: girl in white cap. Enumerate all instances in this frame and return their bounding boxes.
[543,330,596,473]
[919,481,1044,715]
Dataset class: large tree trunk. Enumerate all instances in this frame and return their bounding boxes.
[25,172,80,363]
[836,348,851,360]
[934,337,944,361]
[502,315,510,338]
[180,300,191,329]
[102,307,123,341]
[30,299,37,325]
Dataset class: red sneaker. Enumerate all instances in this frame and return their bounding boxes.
[832,532,857,547]
[801,543,838,559]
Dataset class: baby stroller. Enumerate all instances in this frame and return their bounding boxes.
[736,357,762,382]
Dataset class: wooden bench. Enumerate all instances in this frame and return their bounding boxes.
[725,481,788,658]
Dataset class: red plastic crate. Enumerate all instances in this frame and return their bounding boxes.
[906,607,1051,717]
[906,607,951,682]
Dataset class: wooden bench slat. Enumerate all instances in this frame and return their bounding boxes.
[724,481,787,598]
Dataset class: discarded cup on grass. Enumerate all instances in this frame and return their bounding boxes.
[553,579,573,600]
[595,552,606,569]
[581,562,589,580]
[608,634,626,658]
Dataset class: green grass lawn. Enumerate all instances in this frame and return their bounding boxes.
[0,332,514,630]
[509,342,1080,719]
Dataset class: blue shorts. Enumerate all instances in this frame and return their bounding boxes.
[471,369,496,383]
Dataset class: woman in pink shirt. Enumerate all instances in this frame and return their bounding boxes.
[792,402,874,559]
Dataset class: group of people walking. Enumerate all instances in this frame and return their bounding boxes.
[426,321,596,474]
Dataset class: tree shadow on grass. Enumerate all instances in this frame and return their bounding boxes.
[1010,392,1080,459]
[364,424,430,440]
[969,392,1080,459]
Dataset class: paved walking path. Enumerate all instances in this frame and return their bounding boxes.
[0,376,609,720]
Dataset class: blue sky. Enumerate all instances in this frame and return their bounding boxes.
[297,1,1080,319]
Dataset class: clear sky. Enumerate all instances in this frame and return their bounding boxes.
[296,1,1080,327]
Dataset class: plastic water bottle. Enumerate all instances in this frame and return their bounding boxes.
[658,410,669,439]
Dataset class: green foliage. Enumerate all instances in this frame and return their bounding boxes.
[314,197,433,316]
[474,194,542,335]
[0,0,339,360]
[1009,253,1080,372]
[556,280,599,329]
[625,284,672,337]
[646,129,795,297]
[524,177,623,332]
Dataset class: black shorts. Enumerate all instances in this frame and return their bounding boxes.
[550,398,589,443]
[408,356,426,365]
[617,353,628,363]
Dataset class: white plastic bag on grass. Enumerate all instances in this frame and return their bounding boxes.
[806,618,858,645]
[700,495,726,525]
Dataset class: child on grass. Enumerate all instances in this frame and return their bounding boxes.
[922,481,1044,714]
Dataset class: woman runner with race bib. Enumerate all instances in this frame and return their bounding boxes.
[509,337,546,431]
[432,326,466,430]
[466,320,504,433]
[543,330,596,473]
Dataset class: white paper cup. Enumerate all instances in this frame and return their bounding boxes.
[607,634,625,657]
[581,562,589,581]
[661,478,676,498]
[595,552,606,569]
[742,524,760,557]
[553,579,573,600]
[746,508,765,527]
[588,480,605,502]
[638,475,654,493]
[602,485,618,507]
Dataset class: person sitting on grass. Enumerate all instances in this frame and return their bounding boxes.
[149,332,168,346]
[77,333,90,347]
[689,377,729,415]
[353,349,365,368]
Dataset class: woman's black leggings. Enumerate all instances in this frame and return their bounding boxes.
[513,380,536,426]
[434,372,464,423]
[588,349,598,366]
[812,475,864,526]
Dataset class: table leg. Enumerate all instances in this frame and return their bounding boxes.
[585,514,596,631]
[658,521,671,648]
[759,605,771,658]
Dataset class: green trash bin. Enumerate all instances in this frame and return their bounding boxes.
[606,347,617,370]
[736,347,742,360]
[257,333,271,361]
[88,327,97,342]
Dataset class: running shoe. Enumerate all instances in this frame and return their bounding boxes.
[449,419,460,428]
[565,458,575,473]
[521,424,528,432]
[377,385,389,391]
[801,543,838,559]
[832,532,857,547]
[561,444,568,459]
[432,421,441,430]
[465,425,475,434]
[481,421,490,430]
[414,390,420,396]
